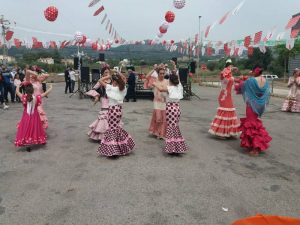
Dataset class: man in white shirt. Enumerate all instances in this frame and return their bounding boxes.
[69,68,76,93]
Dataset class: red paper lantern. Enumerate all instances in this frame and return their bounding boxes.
[159,26,167,34]
[165,11,175,23]
[44,6,58,22]
[92,42,98,50]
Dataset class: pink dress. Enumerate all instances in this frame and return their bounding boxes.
[146,77,168,138]
[32,74,49,129]
[87,96,109,141]
[15,95,47,147]
[208,67,240,137]
[281,76,300,112]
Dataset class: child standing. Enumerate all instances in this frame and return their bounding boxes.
[15,82,53,151]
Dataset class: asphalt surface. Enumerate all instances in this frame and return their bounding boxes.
[0,83,300,225]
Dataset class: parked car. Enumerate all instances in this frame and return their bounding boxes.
[262,74,279,79]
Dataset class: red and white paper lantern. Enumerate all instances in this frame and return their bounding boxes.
[159,26,168,34]
[44,6,58,22]
[173,0,186,9]
[165,11,175,23]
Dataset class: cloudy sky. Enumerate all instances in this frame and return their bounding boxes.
[0,0,299,43]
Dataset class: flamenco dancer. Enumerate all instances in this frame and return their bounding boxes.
[153,72,188,154]
[145,65,168,139]
[86,67,111,141]
[281,68,300,112]
[25,66,49,129]
[235,66,272,156]
[15,82,53,151]
[208,59,240,138]
[97,70,135,157]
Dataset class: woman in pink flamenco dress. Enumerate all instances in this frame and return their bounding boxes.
[235,66,272,156]
[281,68,300,112]
[25,67,49,129]
[144,65,168,139]
[208,59,240,138]
[85,67,111,141]
[15,82,53,151]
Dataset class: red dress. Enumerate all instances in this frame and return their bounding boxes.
[239,105,272,152]
[15,95,47,147]
[208,67,240,137]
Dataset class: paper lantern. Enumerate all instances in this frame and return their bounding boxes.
[159,26,168,34]
[92,42,98,50]
[74,31,83,42]
[157,33,164,38]
[165,11,175,23]
[173,0,185,9]
[44,6,58,22]
[161,22,169,30]
[79,35,87,44]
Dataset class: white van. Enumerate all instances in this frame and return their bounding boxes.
[262,74,279,80]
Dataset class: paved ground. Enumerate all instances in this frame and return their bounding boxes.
[0,83,300,225]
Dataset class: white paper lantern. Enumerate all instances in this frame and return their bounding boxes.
[74,31,83,42]
[161,22,169,30]
[157,33,164,38]
[173,0,186,9]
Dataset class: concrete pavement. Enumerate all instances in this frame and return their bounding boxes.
[0,83,299,225]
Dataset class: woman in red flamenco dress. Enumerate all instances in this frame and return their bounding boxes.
[235,66,272,156]
[15,82,53,151]
[208,59,240,138]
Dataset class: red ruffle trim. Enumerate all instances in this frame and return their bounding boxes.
[239,118,272,152]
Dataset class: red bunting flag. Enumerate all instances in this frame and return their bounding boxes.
[244,35,251,47]
[5,30,14,41]
[254,31,262,45]
[93,6,104,16]
[14,38,22,48]
[207,47,213,56]
[194,33,199,44]
[290,29,300,38]
[219,11,230,25]
[234,48,239,56]
[248,46,254,56]
[205,25,211,38]
[50,41,57,48]
[285,15,300,30]
[32,37,38,44]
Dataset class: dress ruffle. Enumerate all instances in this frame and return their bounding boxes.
[87,110,109,141]
[239,117,272,152]
[209,108,240,137]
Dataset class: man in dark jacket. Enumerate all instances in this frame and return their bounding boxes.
[64,67,71,94]
[124,69,137,102]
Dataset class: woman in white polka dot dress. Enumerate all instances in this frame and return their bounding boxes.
[153,72,188,154]
[97,70,135,157]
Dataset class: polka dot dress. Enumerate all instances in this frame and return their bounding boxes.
[164,102,188,153]
[98,105,135,156]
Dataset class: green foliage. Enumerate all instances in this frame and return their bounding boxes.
[244,47,273,70]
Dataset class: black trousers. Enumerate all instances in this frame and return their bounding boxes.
[125,86,136,100]
[65,81,71,93]
[4,84,15,102]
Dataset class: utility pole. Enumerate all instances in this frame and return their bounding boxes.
[0,15,11,64]
[198,16,202,83]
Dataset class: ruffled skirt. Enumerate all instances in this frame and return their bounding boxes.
[98,105,135,156]
[208,107,240,137]
[88,110,109,141]
[239,105,272,152]
[281,97,300,112]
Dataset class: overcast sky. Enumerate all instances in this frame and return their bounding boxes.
[0,0,299,43]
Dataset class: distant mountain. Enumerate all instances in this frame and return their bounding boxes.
[7,44,182,62]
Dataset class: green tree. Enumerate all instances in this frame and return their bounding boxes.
[244,47,273,70]
[271,41,300,78]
